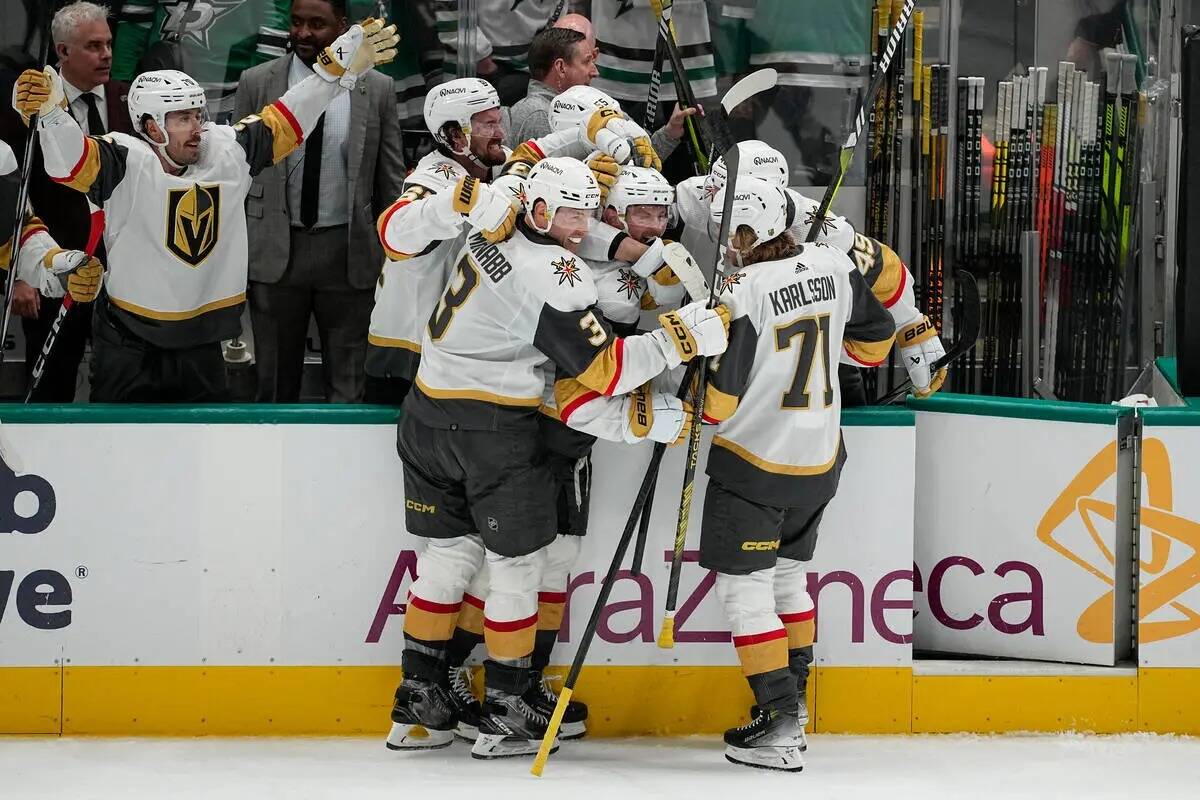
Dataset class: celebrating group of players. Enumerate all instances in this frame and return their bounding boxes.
[5,13,946,773]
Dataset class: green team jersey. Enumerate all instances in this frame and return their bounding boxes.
[713,0,869,88]
[113,0,431,126]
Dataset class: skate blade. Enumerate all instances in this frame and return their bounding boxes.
[470,732,559,759]
[724,744,805,772]
[385,721,455,751]
[559,720,587,740]
[454,722,480,742]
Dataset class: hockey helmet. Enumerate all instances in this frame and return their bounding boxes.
[549,84,621,134]
[705,139,789,198]
[524,157,601,233]
[423,77,501,154]
[127,69,207,144]
[711,176,789,248]
[606,165,674,232]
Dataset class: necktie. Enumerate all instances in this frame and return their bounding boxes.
[79,92,105,135]
[300,113,325,229]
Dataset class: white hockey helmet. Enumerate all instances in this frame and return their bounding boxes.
[423,77,501,153]
[549,84,621,134]
[127,69,206,143]
[606,165,674,230]
[711,176,789,248]
[704,139,789,198]
[524,157,601,233]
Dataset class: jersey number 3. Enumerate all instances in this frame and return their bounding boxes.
[428,255,480,341]
[774,314,834,410]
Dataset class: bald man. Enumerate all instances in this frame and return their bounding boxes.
[554,13,597,61]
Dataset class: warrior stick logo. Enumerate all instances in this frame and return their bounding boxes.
[166,183,221,267]
[1038,438,1200,644]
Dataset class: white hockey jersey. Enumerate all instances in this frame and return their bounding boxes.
[592,0,718,103]
[368,148,509,382]
[702,241,895,507]
[36,75,339,348]
[407,220,693,433]
[675,177,921,366]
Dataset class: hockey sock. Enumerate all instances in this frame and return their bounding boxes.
[447,560,489,669]
[716,570,793,711]
[532,535,580,672]
[402,536,485,682]
[483,550,545,670]
[775,558,815,693]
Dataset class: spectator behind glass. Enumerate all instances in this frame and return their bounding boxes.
[0,0,135,402]
[233,0,405,404]
[505,27,597,147]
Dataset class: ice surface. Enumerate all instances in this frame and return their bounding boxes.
[3,734,1198,799]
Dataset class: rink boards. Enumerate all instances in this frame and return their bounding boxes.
[1,401,1199,735]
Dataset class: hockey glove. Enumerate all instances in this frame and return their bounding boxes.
[656,300,730,366]
[451,175,517,243]
[315,18,399,89]
[43,248,102,303]
[12,66,66,125]
[581,108,662,170]
[586,152,621,205]
[623,383,692,445]
[897,315,947,398]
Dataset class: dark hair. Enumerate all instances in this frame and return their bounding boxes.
[291,0,348,16]
[527,28,586,80]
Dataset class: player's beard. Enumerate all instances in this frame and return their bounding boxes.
[473,137,506,167]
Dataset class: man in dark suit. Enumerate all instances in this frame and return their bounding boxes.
[234,0,405,403]
[0,0,134,402]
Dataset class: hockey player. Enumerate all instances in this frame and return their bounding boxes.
[700,177,895,771]
[439,165,701,744]
[1,140,103,309]
[387,157,729,759]
[368,77,518,404]
[604,139,946,403]
[11,18,398,402]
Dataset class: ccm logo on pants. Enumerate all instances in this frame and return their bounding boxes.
[405,499,437,514]
[741,540,780,552]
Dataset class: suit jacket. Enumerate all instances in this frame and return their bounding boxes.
[234,55,406,290]
[0,78,134,254]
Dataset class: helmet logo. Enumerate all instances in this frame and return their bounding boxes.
[166,183,221,267]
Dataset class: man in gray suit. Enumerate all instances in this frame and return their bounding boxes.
[234,0,405,403]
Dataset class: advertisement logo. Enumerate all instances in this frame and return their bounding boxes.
[1038,438,1200,644]
[0,453,73,630]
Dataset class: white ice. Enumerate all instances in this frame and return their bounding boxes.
[3,734,1198,800]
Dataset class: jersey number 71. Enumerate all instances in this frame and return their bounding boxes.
[774,313,834,410]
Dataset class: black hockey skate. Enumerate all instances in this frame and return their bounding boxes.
[471,686,560,759]
[724,706,806,772]
[527,670,588,740]
[386,677,457,751]
[749,691,809,750]
[446,664,484,742]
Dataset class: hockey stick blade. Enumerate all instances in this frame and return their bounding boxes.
[877,270,980,405]
[721,68,778,116]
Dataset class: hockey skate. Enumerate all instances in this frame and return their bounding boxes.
[527,670,588,740]
[724,706,806,772]
[447,664,484,742]
[471,686,560,759]
[386,677,457,751]
[750,691,809,751]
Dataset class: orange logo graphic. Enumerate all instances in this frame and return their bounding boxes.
[1037,438,1200,644]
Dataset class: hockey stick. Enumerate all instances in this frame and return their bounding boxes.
[1,0,57,367]
[530,74,777,775]
[648,0,709,173]
[530,360,700,777]
[644,35,665,131]
[810,0,914,241]
[657,141,740,650]
[24,201,104,403]
[876,269,981,405]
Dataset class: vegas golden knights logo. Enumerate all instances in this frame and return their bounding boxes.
[165,183,221,267]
